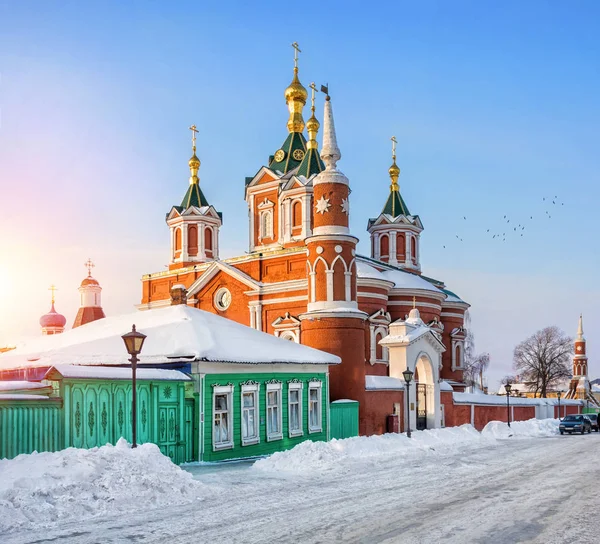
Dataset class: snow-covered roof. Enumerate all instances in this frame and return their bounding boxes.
[382,269,444,295]
[454,392,583,406]
[440,381,454,392]
[0,305,341,370]
[365,375,405,391]
[355,261,390,282]
[45,365,192,381]
[0,394,51,401]
[0,381,50,392]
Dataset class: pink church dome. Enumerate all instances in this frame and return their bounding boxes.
[80,276,100,287]
[39,303,67,328]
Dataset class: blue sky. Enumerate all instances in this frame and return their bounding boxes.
[1,1,599,387]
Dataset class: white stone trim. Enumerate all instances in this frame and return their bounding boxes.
[240,383,260,446]
[288,381,304,437]
[213,384,234,451]
[308,381,323,434]
[358,292,389,301]
[266,382,283,442]
[440,312,465,319]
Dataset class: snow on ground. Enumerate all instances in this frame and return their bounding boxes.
[0,439,204,533]
[0,419,581,542]
[482,417,559,439]
[254,424,495,474]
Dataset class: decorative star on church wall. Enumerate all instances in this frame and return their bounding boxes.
[315,196,331,214]
[341,197,350,215]
[577,346,583,352]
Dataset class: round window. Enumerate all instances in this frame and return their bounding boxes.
[214,287,232,311]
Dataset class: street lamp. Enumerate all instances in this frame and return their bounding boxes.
[557,390,562,420]
[504,383,512,428]
[121,324,146,448]
[403,368,414,438]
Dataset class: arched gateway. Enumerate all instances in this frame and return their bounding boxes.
[380,308,446,432]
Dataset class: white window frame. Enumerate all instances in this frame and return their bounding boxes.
[241,383,260,446]
[308,381,323,434]
[213,385,234,451]
[259,209,274,241]
[288,382,304,438]
[266,382,283,441]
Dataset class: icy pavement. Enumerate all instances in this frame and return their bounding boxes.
[3,422,600,543]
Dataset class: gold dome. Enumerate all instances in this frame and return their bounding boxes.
[189,154,200,168]
[306,113,320,133]
[389,160,400,188]
[284,67,308,104]
[188,153,200,183]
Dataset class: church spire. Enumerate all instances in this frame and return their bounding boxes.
[296,82,325,178]
[180,124,209,209]
[284,42,308,133]
[380,136,410,217]
[577,314,585,341]
[320,91,341,170]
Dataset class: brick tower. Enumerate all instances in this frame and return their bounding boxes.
[72,259,106,328]
[300,92,368,431]
[564,315,598,404]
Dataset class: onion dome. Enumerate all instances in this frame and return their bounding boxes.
[81,276,100,287]
[389,160,400,185]
[284,67,308,104]
[39,303,67,329]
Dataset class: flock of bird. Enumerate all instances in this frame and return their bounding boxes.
[442,196,566,249]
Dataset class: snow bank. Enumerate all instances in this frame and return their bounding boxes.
[0,439,204,533]
[482,418,559,439]
[254,425,495,474]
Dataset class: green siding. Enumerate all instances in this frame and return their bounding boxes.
[59,379,189,464]
[202,373,328,462]
[330,401,359,440]
[0,399,63,459]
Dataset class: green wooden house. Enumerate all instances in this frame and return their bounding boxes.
[0,305,339,463]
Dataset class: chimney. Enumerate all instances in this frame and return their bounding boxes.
[170,284,188,306]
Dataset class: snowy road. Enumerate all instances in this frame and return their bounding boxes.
[5,433,600,544]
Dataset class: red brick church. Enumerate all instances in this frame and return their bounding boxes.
[139,49,470,435]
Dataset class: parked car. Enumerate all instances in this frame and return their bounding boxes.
[559,414,592,435]
[584,413,599,432]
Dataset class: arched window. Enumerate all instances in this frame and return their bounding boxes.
[188,225,198,256]
[175,228,182,251]
[292,200,302,228]
[375,332,383,360]
[455,344,462,368]
[396,233,406,261]
[260,210,273,240]
[380,234,389,257]
[411,236,417,264]
[205,227,213,255]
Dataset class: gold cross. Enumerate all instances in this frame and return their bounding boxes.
[189,125,198,152]
[291,42,301,68]
[309,82,317,111]
[391,136,398,161]
[49,284,58,304]
[85,258,95,277]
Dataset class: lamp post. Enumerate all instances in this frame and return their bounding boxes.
[504,383,512,428]
[557,390,562,420]
[121,324,146,448]
[403,368,414,438]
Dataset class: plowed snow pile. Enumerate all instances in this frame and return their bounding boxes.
[0,439,204,533]
[253,424,495,474]
[482,418,559,439]
[254,419,560,474]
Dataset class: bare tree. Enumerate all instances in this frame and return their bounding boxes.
[464,353,491,388]
[462,311,491,389]
[513,326,572,397]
